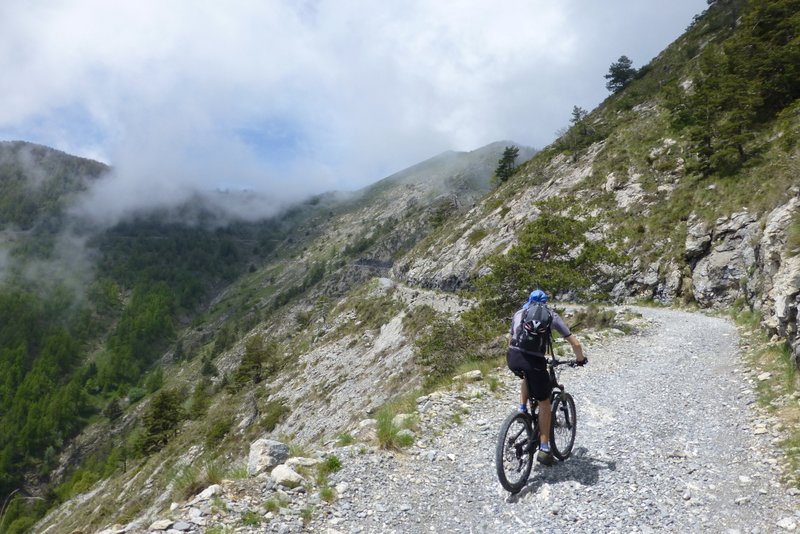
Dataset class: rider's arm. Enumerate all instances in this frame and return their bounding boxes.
[565,334,585,362]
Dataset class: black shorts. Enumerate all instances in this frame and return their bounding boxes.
[506,347,552,401]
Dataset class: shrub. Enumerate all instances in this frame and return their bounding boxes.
[172,461,225,501]
[475,198,621,319]
[260,400,289,432]
[336,433,354,446]
[232,335,281,390]
[172,465,205,501]
[413,306,501,385]
[320,455,341,475]
[300,506,314,525]
[241,511,262,526]
[569,304,617,332]
[264,495,289,512]
[189,379,211,419]
[319,486,336,503]
[127,387,146,404]
[103,399,122,420]
[375,409,414,450]
[205,416,233,448]
[401,305,438,337]
[467,228,489,246]
[144,366,164,393]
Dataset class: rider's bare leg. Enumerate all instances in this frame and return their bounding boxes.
[538,398,551,447]
[519,379,529,406]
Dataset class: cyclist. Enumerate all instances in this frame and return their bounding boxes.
[506,289,586,466]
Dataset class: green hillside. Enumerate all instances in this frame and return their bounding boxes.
[0,140,514,532]
[4,0,800,531]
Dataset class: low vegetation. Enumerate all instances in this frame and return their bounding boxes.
[732,304,800,487]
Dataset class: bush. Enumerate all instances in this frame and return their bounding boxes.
[144,366,164,393]
[103,398,122,420]
[241,511,262,526]
[320,486,336,502]
[260,400,289,432]
[232,335,281,390]
[467,228,489,246]
[189,379,211,419]
[205,416,233,448]
[128,387,146,404]
[172,461,224,501]
[172,465,204,501]
[413,306,501,385]
[336,433,354,446]
[320,455,341,475]
[569,304,617,331]
[375,409,414,450]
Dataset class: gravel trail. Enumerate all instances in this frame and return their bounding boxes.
[319,307,799,533]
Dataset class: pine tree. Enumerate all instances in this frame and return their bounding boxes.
[140,389,184,454]
[103,399,122,421]
[494,146,520,184]
[570,106,591,138]
[605,55,636,93]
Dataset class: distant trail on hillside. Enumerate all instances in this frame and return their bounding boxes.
[318,307,799,533]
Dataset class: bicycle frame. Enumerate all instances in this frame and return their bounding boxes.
[524,355,576,412]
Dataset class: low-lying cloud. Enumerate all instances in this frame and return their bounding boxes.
[0,0,707,225]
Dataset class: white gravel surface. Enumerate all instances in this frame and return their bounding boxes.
[316,307,799,533]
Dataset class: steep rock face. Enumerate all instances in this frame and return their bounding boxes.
[677,195,800,365]
[685,214,712,262]
[691,211,759,306]
[752,197,800,364]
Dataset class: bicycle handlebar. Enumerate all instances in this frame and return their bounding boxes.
[550,357,587,368]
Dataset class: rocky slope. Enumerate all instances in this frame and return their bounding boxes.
[21,2,800,531]
[78,307,799,533]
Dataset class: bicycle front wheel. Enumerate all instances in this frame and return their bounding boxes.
[495,412,534,493]
[550,392,576,460]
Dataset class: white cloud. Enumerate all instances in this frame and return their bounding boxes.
[0,0,707,224]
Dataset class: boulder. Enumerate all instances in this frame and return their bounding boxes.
[189,483,222,504]
[452,370,482,382]
[396,428,415,442]
[148,519,173,531]
[392,413,415,429]
[655,263,683,303]
[271,464,306,487]
[286,456,321,468]
[247,439,290,476]
[615,181,644,211]
[354,418,377,442]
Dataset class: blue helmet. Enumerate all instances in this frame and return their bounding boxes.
[525,289,548,307]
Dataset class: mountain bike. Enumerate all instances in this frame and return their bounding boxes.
[495,356,580,493]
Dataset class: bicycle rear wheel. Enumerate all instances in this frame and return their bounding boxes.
[495,411,534,493]
[550,392,576,460]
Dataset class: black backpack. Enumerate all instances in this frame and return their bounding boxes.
[517,303,552,355]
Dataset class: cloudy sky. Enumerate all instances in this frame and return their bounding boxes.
[0,0,707,220]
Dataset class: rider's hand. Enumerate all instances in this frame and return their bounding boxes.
[576,357,588,367]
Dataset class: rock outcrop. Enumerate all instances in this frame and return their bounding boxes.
[691,211,759,307]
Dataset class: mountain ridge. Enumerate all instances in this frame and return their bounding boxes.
[5,0,800,531]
